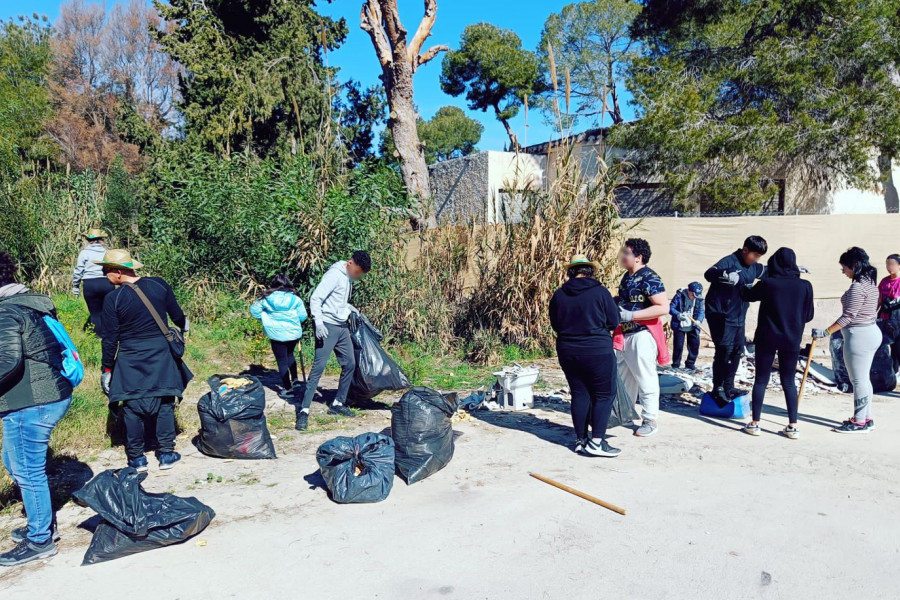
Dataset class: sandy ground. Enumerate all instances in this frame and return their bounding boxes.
[1,363,899,600]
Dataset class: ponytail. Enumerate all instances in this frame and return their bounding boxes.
[839,247,877,283]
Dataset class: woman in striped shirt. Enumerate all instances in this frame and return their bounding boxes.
[813,247,881,434]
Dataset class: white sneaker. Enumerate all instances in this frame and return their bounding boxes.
[583,439,621,457]
[781,426,799,440]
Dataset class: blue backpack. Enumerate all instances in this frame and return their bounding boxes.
[43,315,84,388]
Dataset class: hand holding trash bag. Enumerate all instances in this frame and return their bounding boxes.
[348,313,410,401]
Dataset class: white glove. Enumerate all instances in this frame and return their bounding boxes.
[101,371,111,395]
[349,305,360,316]
[315,321,329,340]
[182,316,190,335]
[811,328,829,339]
[72,287,80,297]
[619,307,634,323]
[678,312,689,320]
[799,265,811,274]
[720,271,740,286]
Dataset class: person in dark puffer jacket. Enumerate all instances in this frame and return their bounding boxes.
[0,252,72,567]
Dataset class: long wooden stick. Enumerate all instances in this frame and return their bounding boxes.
[529,472,626,515]
[798,338,816,407]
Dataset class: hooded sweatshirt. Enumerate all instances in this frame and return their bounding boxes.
[549,277,620,355]
[743,247,814,351]
[0,291,73,414]
[704,249,766,325]
[310,261,355,326]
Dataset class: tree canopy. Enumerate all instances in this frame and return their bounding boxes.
[153,0,347,157]
[616,0,900,213]
[538,0,640,125]
[441,23,542,150]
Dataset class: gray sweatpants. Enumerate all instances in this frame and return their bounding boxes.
[301,323,355,410]
[616,329,660,422]
[843,324,882,422]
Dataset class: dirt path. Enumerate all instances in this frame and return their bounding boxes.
[1,374,899,599]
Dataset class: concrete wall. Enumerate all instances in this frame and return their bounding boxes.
[429,151,546,224]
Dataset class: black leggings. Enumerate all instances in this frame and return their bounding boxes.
[752,346,800,423]
[82,278,115,338]
[271,339,299,389]
[708,313,744,391]
[121,396,176,460]
[558,352,617,440]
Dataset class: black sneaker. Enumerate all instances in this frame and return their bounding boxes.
[833,421,869,434]
[295,411,309,431]
[157,451,182,470]
[729,388,750,399]
[10,524,59,544]
[127,455,149,473]
[574,439,586,454]
[713,387,733,408]
[583,439,621,458]
[327,404,355,418]
[278,388,295,400]
[0,539,57,567]
[865,419,875,431]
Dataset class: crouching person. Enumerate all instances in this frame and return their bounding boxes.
[98,250,189,472]
[0,252,72,566]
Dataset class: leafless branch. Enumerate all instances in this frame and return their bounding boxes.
[408,0,439,63]
[360,0,392,67]
[416,44,449,69]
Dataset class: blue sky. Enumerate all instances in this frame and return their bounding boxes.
[8,0,636,151]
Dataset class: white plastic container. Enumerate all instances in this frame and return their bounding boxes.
[493,366,540,411]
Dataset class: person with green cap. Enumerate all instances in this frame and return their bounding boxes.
[72,228,114,338]
[549,254,621,457]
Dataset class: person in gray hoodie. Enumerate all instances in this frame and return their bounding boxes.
[296,251,371,431]
[0,252,72,567]
[72,229,114,338]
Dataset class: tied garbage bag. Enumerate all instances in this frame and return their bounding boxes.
[316,433,395,504]
[607,370,641,429]
[348,313,410,401]
[392,387,457,484]
[73,468,215,566]
[197,375,277,459]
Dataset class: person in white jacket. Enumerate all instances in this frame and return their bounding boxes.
[296,251,371,431]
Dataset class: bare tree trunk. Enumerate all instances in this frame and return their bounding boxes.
[361,0,448,228]
[607,60,623,124]
[496,109,519,151]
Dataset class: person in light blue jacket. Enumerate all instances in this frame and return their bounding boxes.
[250,273,308,399]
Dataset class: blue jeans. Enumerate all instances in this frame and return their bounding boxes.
[1,398,72,544]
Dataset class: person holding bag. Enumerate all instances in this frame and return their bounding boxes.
[97,249,191,472]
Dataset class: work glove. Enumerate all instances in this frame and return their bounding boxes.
[72,287,80,297]
[811,328,829,339]
[100,371,112,396]
[349,304,360,316]
[182,316,191,337]
[720,271,740,286]
[619,307,634,323]
[315,320,329,340]
[799,265,811,274]
[678,312,690,321]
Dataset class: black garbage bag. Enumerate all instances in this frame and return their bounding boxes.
[197,375,277,459]
[73,468,215,566]
[348,314,410,402]
[316,433,395,504]
[391,387,457,484]
[607,370,641,429]
[830,331,897,394]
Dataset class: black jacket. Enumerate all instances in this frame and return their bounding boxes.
[0,292,73,414]
[704,249,766,325]
[549,277,620,355]
[743,248,814,351]
[102,277,189,402]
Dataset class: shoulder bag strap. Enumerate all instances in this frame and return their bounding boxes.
[123,282,170,338]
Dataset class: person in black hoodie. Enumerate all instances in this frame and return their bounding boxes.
[549,255,621,457]
[742,247,814,439]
